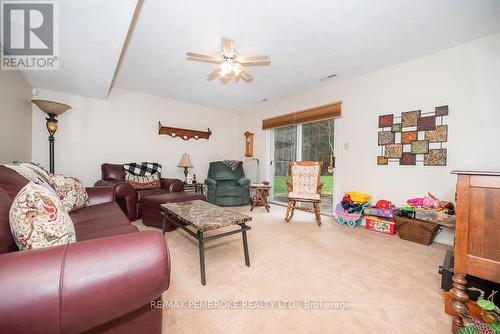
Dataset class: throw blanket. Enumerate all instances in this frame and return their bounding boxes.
[123,162,162,176]
[222,160,242,171]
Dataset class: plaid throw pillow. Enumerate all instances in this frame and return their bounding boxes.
[125,171,161,190]
[123,162,162,176]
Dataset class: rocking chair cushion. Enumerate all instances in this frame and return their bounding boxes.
[288,192,320,201]
[291,164,320,197]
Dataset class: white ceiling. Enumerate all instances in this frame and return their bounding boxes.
[21,0,500,112]
[23,0,138,98]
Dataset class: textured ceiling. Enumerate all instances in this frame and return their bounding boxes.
[22,0,138,98]
[19,0,500,112]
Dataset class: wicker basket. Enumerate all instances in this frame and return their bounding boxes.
[394,216,441,245]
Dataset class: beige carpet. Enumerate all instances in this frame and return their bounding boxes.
[134,204,451,333]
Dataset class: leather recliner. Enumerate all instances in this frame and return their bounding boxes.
[95,163,184,221]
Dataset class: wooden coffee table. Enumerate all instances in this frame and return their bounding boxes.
[161,200,252,285]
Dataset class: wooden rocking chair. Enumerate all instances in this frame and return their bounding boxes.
[285,161,323,225]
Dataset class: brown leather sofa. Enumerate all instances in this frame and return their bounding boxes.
[0,165,170,334]
[95,163,184,221]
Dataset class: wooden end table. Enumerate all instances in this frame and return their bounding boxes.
[183,182,205,195]
[161,200,252,285]
[250,184,271,212]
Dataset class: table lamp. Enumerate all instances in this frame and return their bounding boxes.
[177,153,193,180]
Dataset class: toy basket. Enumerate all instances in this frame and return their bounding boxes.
[394,216,441,245]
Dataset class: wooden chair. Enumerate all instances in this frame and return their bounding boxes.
[285,161,323,225]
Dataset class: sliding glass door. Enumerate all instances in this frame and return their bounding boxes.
[270,119,335,214]
[270,126,297,205]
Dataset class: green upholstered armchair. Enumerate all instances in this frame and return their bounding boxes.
[204,161,251,206]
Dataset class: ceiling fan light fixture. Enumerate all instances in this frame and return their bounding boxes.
[220,60,233,76]
[233,63,243,76]
[186,38,270,84]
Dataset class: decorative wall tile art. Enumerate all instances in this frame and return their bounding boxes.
[410,140,429,154]
[400,152,417,165]
[401,131,418,144]
[401,110,421,127]
[391,123,402,133]
[384,144,403,158]
[378,131,395,145]
[425,125,448,142]
[435,105,449,116]
[379,114,394,128]
[377,156,388,165]
[377,106,448,166]
[416,116,436,131]
[424,149,447,166]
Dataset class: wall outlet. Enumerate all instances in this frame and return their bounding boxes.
[344,142,350,150]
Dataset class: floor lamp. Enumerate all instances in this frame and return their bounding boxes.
[31,100,71,174]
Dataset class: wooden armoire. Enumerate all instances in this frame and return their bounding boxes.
[450,171,500,332]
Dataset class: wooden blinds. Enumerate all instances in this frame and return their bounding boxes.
[261,101,342,129]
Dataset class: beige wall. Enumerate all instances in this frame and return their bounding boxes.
[31,87,240,186]
[239,33,500,245]
[0,70,32,163]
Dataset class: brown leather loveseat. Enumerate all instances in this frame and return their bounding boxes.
[0,165,170,333]
[95,163,184,221]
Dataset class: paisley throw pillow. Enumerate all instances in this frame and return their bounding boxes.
[9,182,76,250]
[51,175,89,212]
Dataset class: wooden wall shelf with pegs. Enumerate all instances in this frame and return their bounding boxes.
[158,122,212,141]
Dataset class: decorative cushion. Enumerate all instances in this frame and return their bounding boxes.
[288,192,320,200]
[125,171,161,190]
[9,182,76,250]
[51,174,89,212]
[289,164,320,200]
[12,161,52,182]
[123,162,162,176]
[3,163,55,192]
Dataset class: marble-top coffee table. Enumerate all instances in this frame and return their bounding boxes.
[161,200,252,285]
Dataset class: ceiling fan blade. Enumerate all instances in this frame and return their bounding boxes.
[222,38,234,57]
[186,52,222,63]
[207,67,221,81]
[237,55,271,65]
[219,75,230,85]
[239,68,254,82]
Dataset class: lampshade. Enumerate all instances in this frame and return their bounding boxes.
[177,153,193,168]
[31,99,71,116]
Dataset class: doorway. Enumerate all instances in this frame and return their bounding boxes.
[270,119,335,214]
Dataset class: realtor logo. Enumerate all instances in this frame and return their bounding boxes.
[1,1,59,70]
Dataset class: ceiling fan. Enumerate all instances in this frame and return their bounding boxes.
[186,38,271,84]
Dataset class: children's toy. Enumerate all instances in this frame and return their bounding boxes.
[335,203,369,228]
[345,191,372,204]
[363,200,397,235]
[342,193,353,203]
[374,200,392,209]
[397,205,416,219]
[365,215,397,235]
[341,192,372,213]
